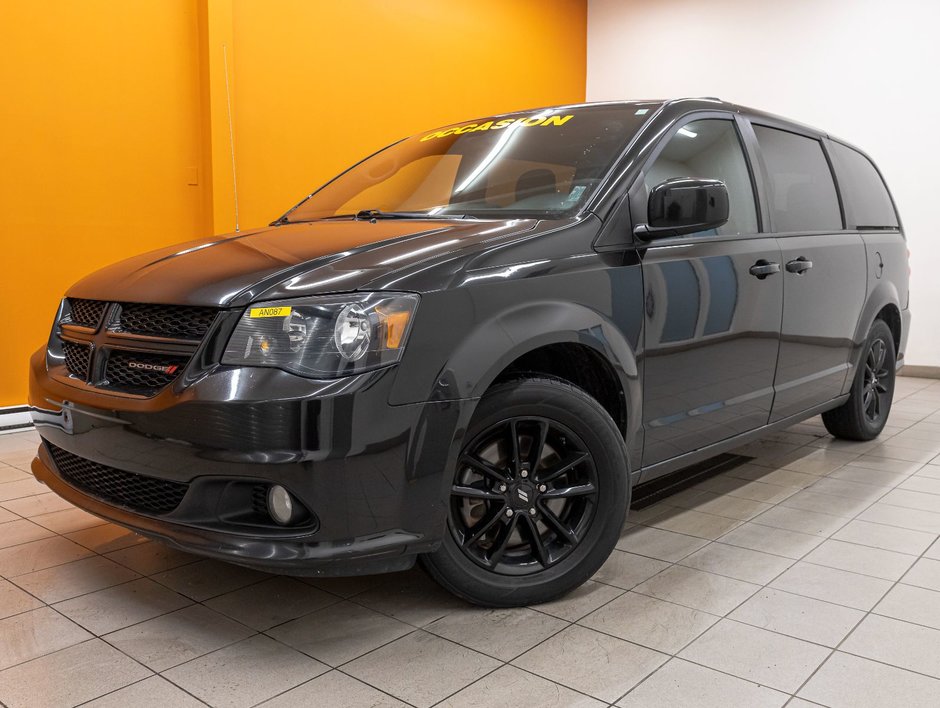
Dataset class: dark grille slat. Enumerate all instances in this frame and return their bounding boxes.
[67,298,107,329]
[118,303,217,340]
[104,350,189,393]
[63,341,91,379]
[47,443,188,515]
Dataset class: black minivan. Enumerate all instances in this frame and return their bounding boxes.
[29,98,909,606]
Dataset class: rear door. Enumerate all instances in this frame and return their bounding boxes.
[638,114,783,471]
[748,122,867,421]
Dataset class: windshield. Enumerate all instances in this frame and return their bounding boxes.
[281,103,658,222]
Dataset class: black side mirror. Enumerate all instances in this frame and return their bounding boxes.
[634,178,730,240]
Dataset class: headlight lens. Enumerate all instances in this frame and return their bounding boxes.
[222,292,419,378]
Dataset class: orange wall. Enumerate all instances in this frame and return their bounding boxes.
[0,0,586,406]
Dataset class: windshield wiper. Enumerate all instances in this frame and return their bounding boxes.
[354,209,446,221]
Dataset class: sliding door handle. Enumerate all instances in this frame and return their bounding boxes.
[749,260,781,279]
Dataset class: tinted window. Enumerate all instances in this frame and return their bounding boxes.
[753,125,841,232]
[645,119,757,236]
[829,142,898,228]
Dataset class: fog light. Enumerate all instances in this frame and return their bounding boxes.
[267,485,295,526]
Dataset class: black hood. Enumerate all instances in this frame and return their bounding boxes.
[67,218,537,307]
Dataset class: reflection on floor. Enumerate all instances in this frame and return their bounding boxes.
[2,377,940,707]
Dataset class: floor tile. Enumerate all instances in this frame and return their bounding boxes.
[104,539,198,574]
[0,578,43,620]
[0,506,18,524]
[842,614,940,679]
[617,657,788,708]
[803,539,916,580]
[718,522,823,559]
[580,591,719,654]
[616,525,709,561]
[513,625,667,703]
[29,506,107,534]
[832,519,936,555]
[267,600,414,667]
[0,519,54,549]
[83,675,206,708]
[53,577,193,635]
[874,583,940,630]
[902,557,940,591]
[303,574,381,599]
[104,604,255,671]
[0,478,48,502]
[205,576,337,631]
[0,606,92,670]
[770,562,892,610]
[649,508,743,539]
[729,588,863,647]
[11,555,139,604]
[679,619,830,693]
[0,536,93,577]
[899,475,940,495]
[0,639,151,708]
[859,503,940,534]
[163,634,327,708]
[828,465,908,488]
[440,664,604,708]
[799,651,940,708]
[0,492,73,517]
[353,569,469,627]
[881,488,940,514]
[345,631,500,708]
[67,523,149,554]
[844,456,924,475]
[532,579,623,622]
[928,537,940,560]
[680,542,794,584]
[427,605,567,661]
[592,549,670,590]
[633,565,759,616]
[151,559,271,601]
[751,505,846,537]
[781,489,873,517]
[726,465,819,489]
[257,670,408,707]
[778,448,859,475]
[695,476,797,504]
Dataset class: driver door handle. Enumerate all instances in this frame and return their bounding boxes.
[786,257,814,274]
[749,260,781,279]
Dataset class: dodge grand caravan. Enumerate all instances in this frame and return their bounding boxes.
[29,99,909,606]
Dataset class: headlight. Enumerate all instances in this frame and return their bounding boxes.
[222,292,419,378]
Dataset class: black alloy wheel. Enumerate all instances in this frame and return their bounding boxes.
[823,318,896,441]
[450,417,599,575]
[422,376,629,607]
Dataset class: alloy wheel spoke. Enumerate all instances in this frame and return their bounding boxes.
[452,484,503,501]
[538,503,578,544]
[538,451,590,484]
[486,514,518,566]
[460,454,510,484]
[529,420,550,472]
[507,420,521,476]
[542,482,596,499]
[464,504,507,547]
[520,514,549,567]
[872,340,886,372]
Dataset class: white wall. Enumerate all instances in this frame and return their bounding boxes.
[587,0,939,367]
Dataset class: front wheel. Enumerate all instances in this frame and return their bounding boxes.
[422,377,629,607]
[822,319,896,441]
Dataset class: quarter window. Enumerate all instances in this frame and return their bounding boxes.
[753,125,842,232]
[828,142,898,229]
[645,119,758,236]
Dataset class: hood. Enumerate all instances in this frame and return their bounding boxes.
[67,218,537,307]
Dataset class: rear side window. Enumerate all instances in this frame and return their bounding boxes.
[753,125,842,232]
[828,142,899,229]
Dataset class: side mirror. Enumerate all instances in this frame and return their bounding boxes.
[634,178,730,240]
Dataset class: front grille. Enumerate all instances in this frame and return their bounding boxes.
[47,443,188,515]
[63,341,92,379]
[117,303,217,340]
[104,350,189,392]
[67,298,107,328]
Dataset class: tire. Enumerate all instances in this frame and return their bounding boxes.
[421,376,629,607]
[822,319,896,441]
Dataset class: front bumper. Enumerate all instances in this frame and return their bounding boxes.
[29,348,473,575]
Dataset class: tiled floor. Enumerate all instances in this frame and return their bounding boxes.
[2,377,940,707]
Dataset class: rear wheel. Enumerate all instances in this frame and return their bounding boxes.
[422,377,629,607]
[822,319,896,441]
